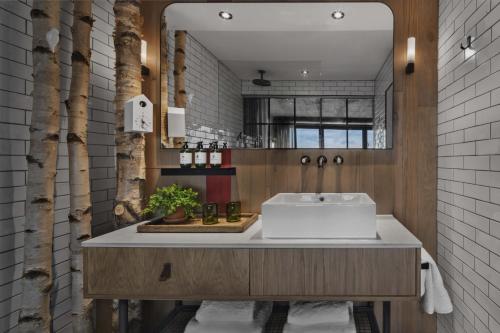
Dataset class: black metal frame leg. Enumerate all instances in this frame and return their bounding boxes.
[383,301,391,333]
[119,299,128,333]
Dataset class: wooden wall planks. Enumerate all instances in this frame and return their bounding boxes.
[141,0,438,332]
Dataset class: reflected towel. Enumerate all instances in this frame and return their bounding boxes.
[195,301,256,323]
[421,248,453,314]
[185,302,272,333]
[287,301,352,326]
[283,309,356,333]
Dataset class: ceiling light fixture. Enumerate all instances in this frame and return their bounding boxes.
[331,10,345,20]
[301,69,309,77]
[219,11,233,20]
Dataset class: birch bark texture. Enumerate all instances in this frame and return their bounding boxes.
[160,17,172,148]
[19,1,60,332]
[173,30,187,148]
[113,0,145,227]
[66,0,94,331]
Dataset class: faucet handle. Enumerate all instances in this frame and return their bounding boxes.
[333,155,344,165]
[300,155,311,165]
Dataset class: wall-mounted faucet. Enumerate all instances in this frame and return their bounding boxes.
[300,155,311,165]
[333,155,344,165]
[317,155,327,168]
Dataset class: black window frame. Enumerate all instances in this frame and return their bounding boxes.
[243,95,375,149]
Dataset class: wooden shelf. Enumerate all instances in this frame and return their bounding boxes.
[161,167,236,176]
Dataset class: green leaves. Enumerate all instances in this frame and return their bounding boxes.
[142,184,201,219]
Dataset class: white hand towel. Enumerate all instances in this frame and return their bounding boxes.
[283,309,356,333]
[287,301,352,326]
[421,248,453,314]
[185,302,272,333]
[195,301,256,323]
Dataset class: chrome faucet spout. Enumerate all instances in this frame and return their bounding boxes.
[317,155,327,168]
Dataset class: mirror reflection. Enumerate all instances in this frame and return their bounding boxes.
[161,3,394,149]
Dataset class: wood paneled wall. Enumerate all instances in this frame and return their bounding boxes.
[141,1,438,332]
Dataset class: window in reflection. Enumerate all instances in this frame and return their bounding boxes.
[324,129,347,148]
[296,128,320,148]
[348,129,363,148]
[243,96,374,148]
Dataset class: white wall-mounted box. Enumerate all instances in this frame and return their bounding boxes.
[124,94,153,133]
[167,107,186,138]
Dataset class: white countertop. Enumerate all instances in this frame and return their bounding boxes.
[83,215,421,248]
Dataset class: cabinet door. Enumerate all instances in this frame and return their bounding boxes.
[250,248,418,297]
[144,248,250,299]
[250,249,325,296]
[84,247,146,298]
[84,248,250,299]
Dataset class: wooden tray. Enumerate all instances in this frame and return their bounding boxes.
[137,213,258,233]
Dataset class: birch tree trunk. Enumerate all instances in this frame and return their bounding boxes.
[19,1,60,332]
[66,1,94,331]
[113,1,144,331]
[160,18,172,148]
[113,0,145,227]
[173,30,187,148]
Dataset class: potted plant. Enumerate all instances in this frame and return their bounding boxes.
[142,184,201,223]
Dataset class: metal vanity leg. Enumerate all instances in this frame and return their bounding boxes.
[118,299,128,333]
[383,301,391,333]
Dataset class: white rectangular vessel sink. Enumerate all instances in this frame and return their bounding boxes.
[261,193,376,239]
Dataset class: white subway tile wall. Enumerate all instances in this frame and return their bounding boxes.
[241,79,375,96]
[438,0,500,332]
[0,0,116,331]
[167,31,244,147]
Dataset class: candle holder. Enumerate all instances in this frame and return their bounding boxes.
[202,203,218,225]
[226,201,241,222]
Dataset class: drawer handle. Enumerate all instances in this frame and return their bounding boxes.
[159,263,172,281]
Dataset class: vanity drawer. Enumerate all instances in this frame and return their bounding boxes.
[84,248,250,299]
[250,248,418,298]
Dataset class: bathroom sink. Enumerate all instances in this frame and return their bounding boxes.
[261,193,376,239]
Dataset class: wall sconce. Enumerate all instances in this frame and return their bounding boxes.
[141,40,150,76]
[461,35,476,58]
[406,37,415,74]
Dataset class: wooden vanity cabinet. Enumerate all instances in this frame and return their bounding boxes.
[84,247,419,300]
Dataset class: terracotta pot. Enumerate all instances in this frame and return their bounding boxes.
[162,207,187,224]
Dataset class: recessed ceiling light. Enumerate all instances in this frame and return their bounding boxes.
[331,10,345,20]
[219,11,233,20]
[301,69,309,77]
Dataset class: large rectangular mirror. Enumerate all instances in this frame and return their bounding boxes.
[161,3,394,149]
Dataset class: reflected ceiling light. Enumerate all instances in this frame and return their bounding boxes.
[218,11,233,20]
[331,10,345,19]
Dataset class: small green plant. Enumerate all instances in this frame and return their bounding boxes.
[142,184,200,218]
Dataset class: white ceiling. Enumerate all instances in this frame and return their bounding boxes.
[164,3,393,81]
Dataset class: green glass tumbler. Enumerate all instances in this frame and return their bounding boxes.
[202,203,218,225]
[226,201,241,222]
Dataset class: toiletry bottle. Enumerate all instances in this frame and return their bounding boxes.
[179,142,192,168]
[194,141,207,168]
[210,142,222,168]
